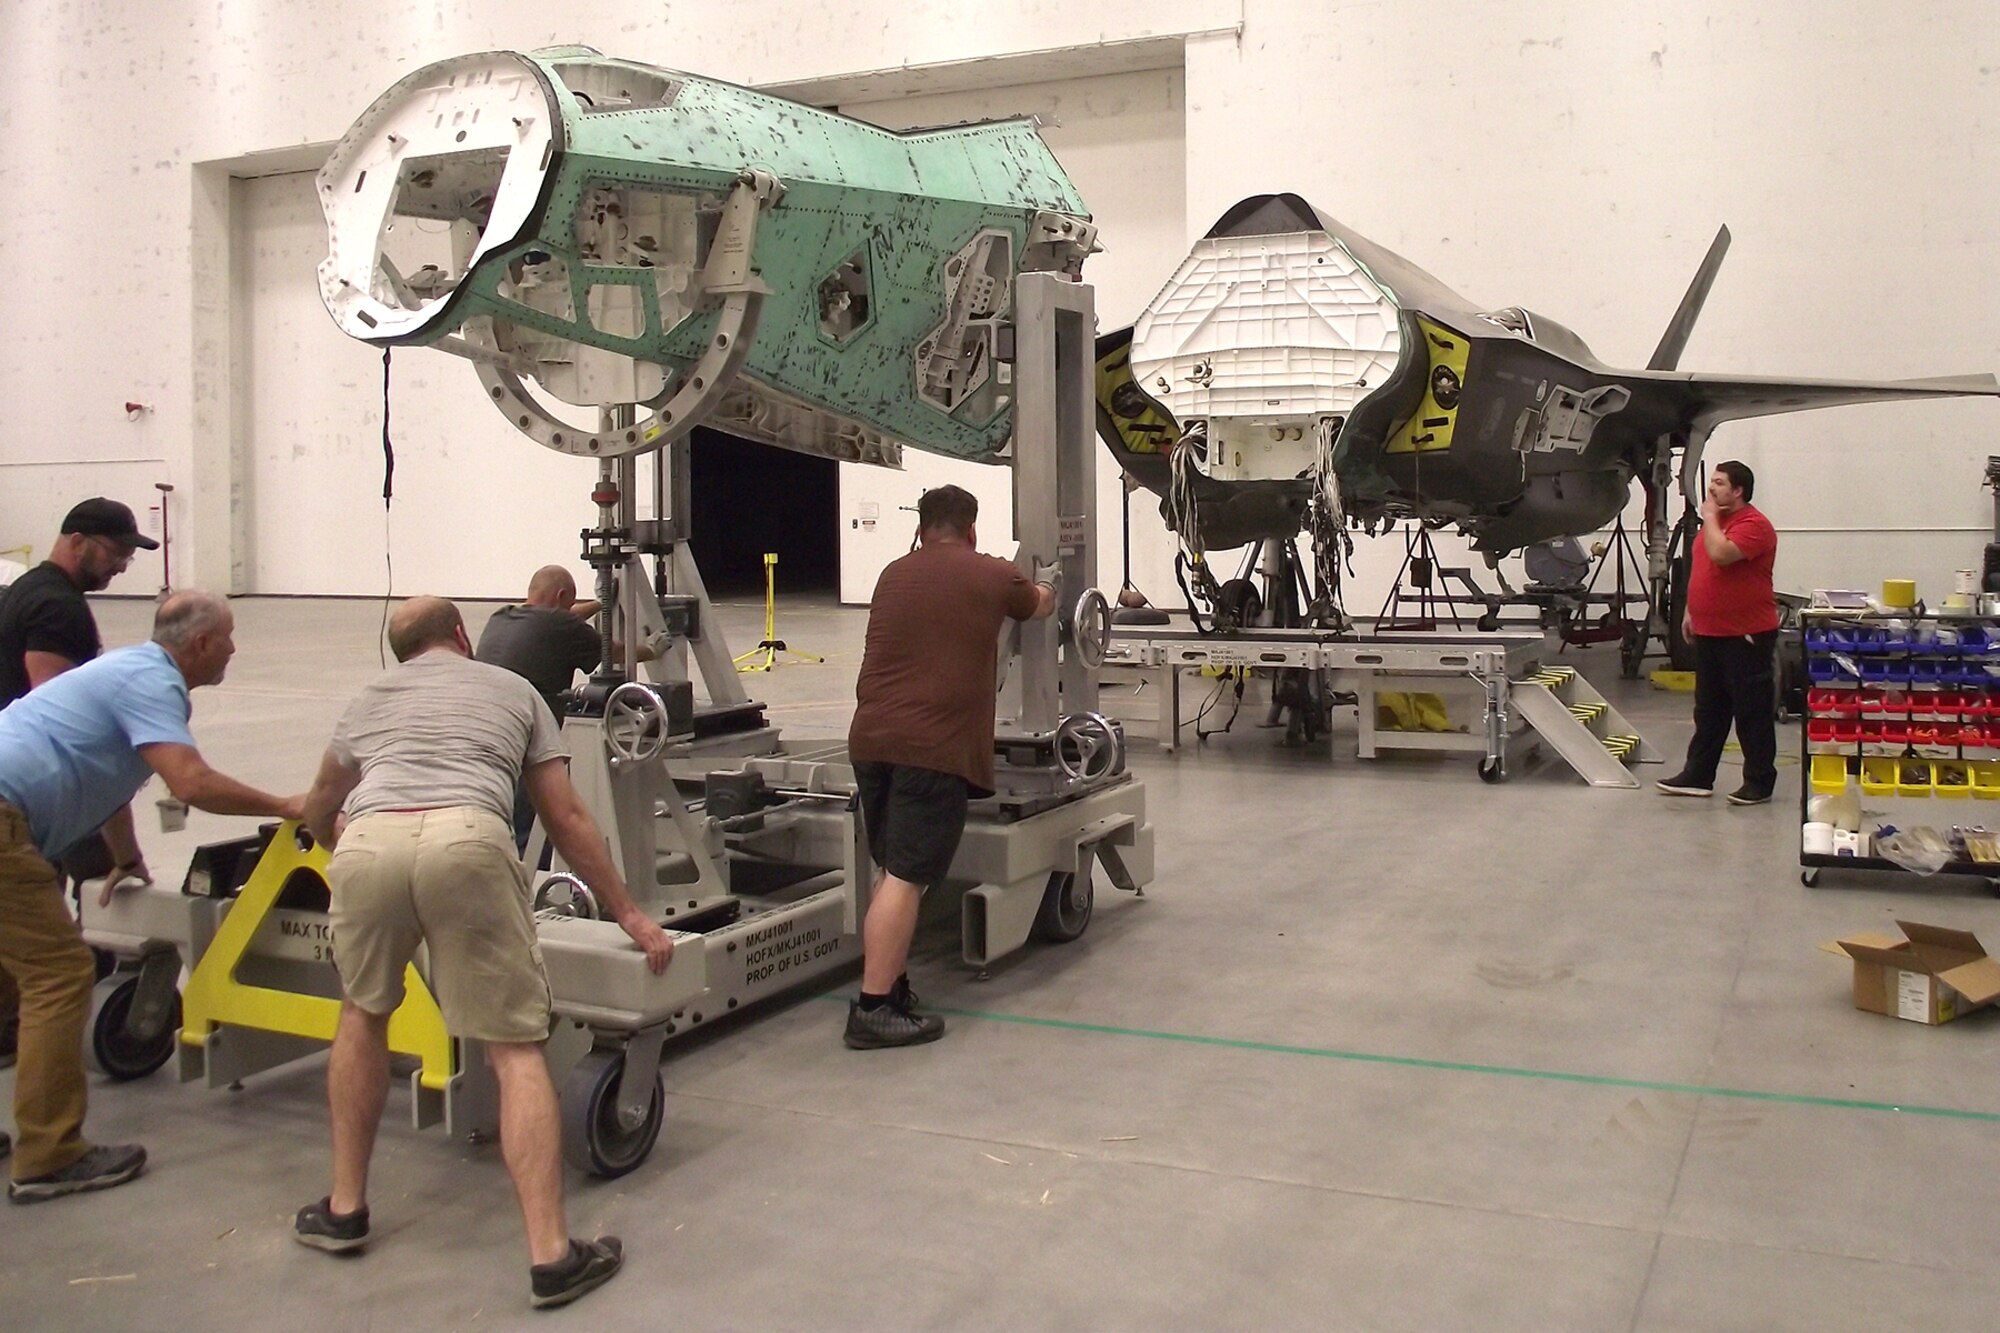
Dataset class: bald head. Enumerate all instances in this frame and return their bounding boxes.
[526,566,577,608]
[387,597,466,662]
[152,588,237,687]
[153,589,230,650]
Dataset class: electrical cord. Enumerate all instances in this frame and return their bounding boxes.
[378,347,395,669]
[1193,667,1245,741]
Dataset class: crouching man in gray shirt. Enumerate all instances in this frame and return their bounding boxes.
[294,597,672,1311]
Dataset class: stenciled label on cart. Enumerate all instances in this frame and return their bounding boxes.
[737,916,843,989]
[253,909,337,965]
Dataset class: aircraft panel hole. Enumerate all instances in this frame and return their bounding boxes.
[357,310,377,328]
[518,415,532,428]
[455,130,467,143]
[816,247,873,343]
[353,170,367,194]
[552,432,565,446]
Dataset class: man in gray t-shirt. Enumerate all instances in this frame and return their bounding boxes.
[476,565,603,851]
[476,565,602,721]
[296,596,670,1309]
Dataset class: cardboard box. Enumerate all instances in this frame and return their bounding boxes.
[1832,921,2000,1024]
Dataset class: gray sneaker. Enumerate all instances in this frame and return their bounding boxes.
[8,1143,147,1204]
[845,999,945,1049]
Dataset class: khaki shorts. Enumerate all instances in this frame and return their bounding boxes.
[328,807,553,1044]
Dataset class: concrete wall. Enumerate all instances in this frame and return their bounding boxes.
[1,2,1992,605]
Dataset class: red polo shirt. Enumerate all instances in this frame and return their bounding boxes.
[1688,502,1778,636]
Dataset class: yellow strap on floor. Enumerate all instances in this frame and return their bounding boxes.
[179,821,456,1091]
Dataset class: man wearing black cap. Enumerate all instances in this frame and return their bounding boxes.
[0,497,157,1079]
[0,498,158,706]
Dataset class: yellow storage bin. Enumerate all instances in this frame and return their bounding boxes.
[1934,760,1973,798]
[1974,761,2000,799]
[1860,757,1900,796]
[1896,759,1935,797]
[1810,754,1850,796]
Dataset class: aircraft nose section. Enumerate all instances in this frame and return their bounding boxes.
[316,51,562,342]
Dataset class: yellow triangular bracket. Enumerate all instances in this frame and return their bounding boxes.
[180,822,456,1092]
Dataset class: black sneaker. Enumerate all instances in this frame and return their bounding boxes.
[1655,774,1713,797]
[844,998,945,1049]
[0,1130,10,1163]
[1726,786,1774,806]
[294,1196,370,1252]
[8,1143,146,1204]
[888,974,919,1010]
[530,1236,624,1310]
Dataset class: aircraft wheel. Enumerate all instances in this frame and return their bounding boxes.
[1031,865,1094,944]
[560,1049,664,1179]
[1478,757,1508,785]
[85,975,180,1081]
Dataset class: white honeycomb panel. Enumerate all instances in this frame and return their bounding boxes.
[1129,230,1404,421]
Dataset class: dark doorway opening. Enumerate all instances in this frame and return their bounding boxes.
[686,426,839,599]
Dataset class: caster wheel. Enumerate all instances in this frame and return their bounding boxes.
[85,975,180,1081]
[1031,865,1094,944]
[1478,757,1507,784]
[559,1049,664,1178]
[1801,869,1821,888]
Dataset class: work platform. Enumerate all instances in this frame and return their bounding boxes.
[1102,616,1660,786]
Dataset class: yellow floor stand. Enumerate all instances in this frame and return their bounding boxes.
[733,552,825,672]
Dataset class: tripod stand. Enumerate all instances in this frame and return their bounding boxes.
[1376,524,1488,630]
[733,552,824,672]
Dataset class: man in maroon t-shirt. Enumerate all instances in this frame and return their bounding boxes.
[844,485,1055,1048]
[1657,461,1780,804]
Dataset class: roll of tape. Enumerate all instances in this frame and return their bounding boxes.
[1881,578,1917,609]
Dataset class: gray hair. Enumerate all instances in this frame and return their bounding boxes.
[152,589,230,650]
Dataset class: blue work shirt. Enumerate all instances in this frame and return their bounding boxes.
[0,641,196,859]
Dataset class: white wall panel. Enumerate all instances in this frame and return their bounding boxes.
[234,172,602,596]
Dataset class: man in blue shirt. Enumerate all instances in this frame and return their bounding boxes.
[0,589,303,1201]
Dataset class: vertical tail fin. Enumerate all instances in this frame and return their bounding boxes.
[1646,225,1731,371]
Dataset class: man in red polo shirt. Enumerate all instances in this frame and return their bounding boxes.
[1657,460,1780,804]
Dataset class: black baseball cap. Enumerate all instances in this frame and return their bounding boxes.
[61,497,160,550]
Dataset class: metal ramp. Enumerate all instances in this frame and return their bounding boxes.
[1511,665,1662,788]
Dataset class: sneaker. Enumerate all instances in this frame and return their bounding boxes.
[530,1236,624,1310]
[7,1143,146,1204]
[1655,774,1712,797]
[1727,786,1774,807]
[294,1196,370,1253]
[887,974,920,1010]
[844,998,945,1050]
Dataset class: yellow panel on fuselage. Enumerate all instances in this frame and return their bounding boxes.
[1385,318,1469,455]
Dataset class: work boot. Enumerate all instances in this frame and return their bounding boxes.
[8,1143,147,1204]
[1726,785,1774,806]
[1655,773,1712,797]
[530,1236,624,1309]
[845,998,945,1049]
[294,1196,371,1252]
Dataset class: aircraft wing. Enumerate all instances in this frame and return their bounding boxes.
[1619,370,2000,430]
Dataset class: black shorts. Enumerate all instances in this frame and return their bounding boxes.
[853,761,970,889]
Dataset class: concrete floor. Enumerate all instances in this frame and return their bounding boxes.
[6,593,2000,1330]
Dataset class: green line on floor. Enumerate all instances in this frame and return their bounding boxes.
[913,1002,2000,1123]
